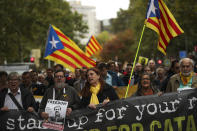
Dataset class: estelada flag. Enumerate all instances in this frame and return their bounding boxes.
[145,0,184,55]
[44,25,96,72]
[85,35,102,57]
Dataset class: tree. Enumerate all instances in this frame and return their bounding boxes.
[110,0,197,59]
[101,29,135,63]
[165,0,197,56]
[0,0,88,65]
[111,9,132,33]
[96,31,113,46]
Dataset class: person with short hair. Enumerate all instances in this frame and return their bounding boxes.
[160,59,180,92]
[0,72,37,112]
[148,59,156,75]
[0,71,8,92]
[20,71,32,92]
[98,62,112,86]
[73,67,87,96]
[39,70,80,120]
[52,106,63,122]
[133,63,143,84]
[122,63,133,86]
[166,58,197,92]
[45,68,54,88]
[30,70,46,96]
[107,61,125,88]
[154,66,166,90]
[143,66,151,75]
[67,68,81,86]
[54,64,64,72]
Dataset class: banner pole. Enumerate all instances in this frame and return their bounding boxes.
[124,24,146,98]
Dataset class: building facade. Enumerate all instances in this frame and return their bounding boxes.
[68,0,101,45]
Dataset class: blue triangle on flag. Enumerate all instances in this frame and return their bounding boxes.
[44,25,64,57]
[146,0,160,19]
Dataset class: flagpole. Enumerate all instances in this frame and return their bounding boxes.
[124,24,146,98]
[45,25,52,68]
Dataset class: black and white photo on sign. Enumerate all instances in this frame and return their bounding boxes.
[45,99,68,123]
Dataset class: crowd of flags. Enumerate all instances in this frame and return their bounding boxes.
[44,0,183,71]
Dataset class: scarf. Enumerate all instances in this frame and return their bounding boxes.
[180,72,193,85]
[90,83,101,105]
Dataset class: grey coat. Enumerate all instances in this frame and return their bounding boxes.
[39,84,80,114]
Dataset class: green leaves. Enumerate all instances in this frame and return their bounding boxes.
[0,0,88,64]
[108,0,197,60]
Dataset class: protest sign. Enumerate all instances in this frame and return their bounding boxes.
[43,99,68,131]
[1,89,197,131]
[138,56,149,65]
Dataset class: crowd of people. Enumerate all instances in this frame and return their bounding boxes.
[0,57,197,121]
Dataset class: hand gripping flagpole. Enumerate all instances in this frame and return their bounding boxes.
[124,24,146,98]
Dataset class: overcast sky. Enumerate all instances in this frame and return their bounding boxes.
[68,0,130,20]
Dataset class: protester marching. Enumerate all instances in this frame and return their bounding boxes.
[0,0,197,131]
[0,55,197,130]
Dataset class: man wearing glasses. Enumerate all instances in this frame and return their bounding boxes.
[0,72,37,112]
[166,58,197,92]
[39,70,80,120]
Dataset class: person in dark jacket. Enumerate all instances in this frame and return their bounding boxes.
[0,71,8,92]
[122,63,133,86]
[161,59,180,92]
[0,72,37,112]
[80,68,119,109]
[73,67,87,96]
[39,70,80,120]
[45,68,54,88]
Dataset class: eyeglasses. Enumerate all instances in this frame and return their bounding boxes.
[55,76,64,78]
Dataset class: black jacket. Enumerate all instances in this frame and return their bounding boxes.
[0,87,37,111]
[80,83,119,108]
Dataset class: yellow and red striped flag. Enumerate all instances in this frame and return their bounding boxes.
[44,25,96,72]
[145,0,184,55]
[85,35,102,57]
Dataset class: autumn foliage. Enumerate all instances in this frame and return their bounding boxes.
[101,29,136,63]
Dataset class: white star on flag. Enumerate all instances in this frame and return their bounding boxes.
[49,36,59,49]
[147,0,156,18]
